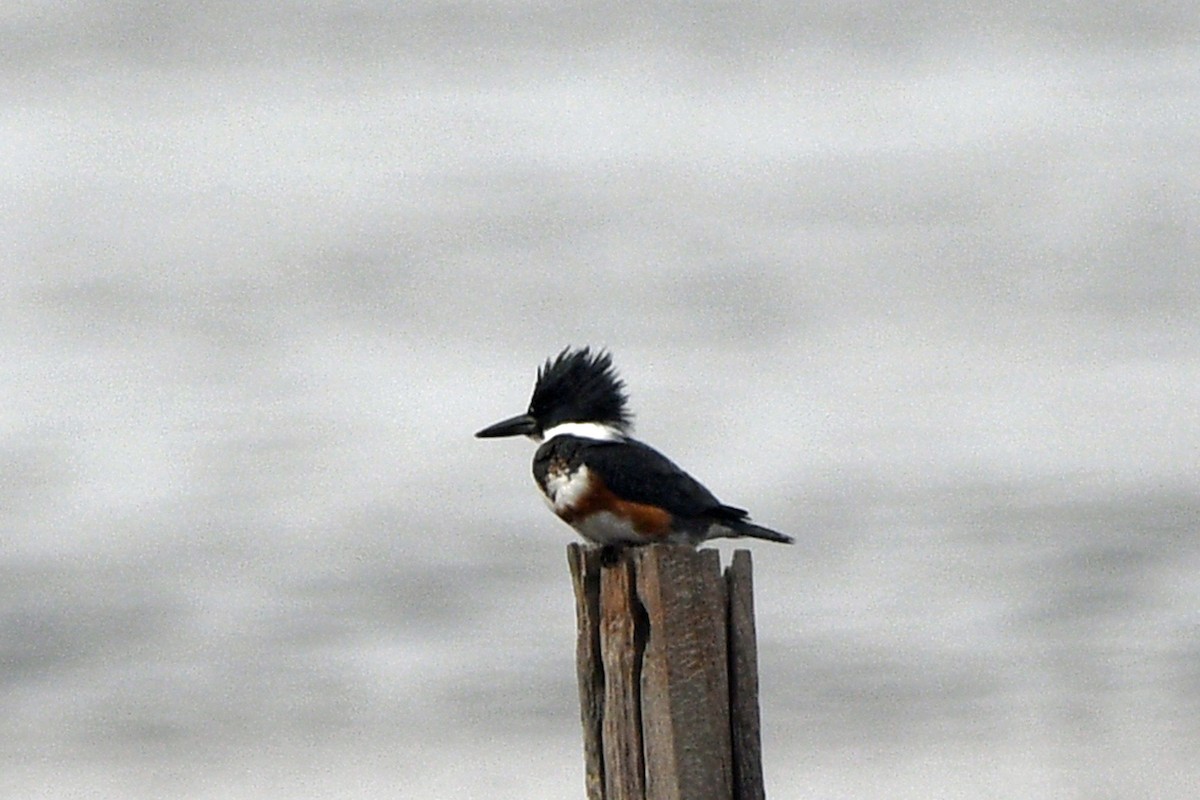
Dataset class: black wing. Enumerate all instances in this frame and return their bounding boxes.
[581,437,746,521]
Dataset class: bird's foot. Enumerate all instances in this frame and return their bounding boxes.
[598,544,626,567]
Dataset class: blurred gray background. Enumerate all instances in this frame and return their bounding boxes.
[4,2,1199,798]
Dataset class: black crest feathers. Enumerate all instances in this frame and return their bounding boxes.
[530,347,632,432]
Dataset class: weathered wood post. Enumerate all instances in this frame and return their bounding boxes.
[567,543,767,800]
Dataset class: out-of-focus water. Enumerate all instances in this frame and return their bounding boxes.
[3,3,1199,798]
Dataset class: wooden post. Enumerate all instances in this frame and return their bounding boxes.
[567,544,769,800]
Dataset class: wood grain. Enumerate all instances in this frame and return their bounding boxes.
[568,543,605,800]
[599,556,646,800]
[726,550,765,800]
[636,545,732,800]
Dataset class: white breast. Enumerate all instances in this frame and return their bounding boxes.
[542,463,593,513]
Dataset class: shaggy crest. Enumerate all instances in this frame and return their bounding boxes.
[529,347,632,432]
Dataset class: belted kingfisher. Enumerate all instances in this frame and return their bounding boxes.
[476,347,793,547]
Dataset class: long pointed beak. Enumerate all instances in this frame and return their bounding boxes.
[475,413,538,439]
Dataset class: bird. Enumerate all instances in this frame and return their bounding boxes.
[476,347,793,548]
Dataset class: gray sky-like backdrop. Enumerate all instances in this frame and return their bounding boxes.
[4,2,1199,798]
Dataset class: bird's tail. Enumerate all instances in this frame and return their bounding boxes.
[710,510,796,546]
[729,520,794,544]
